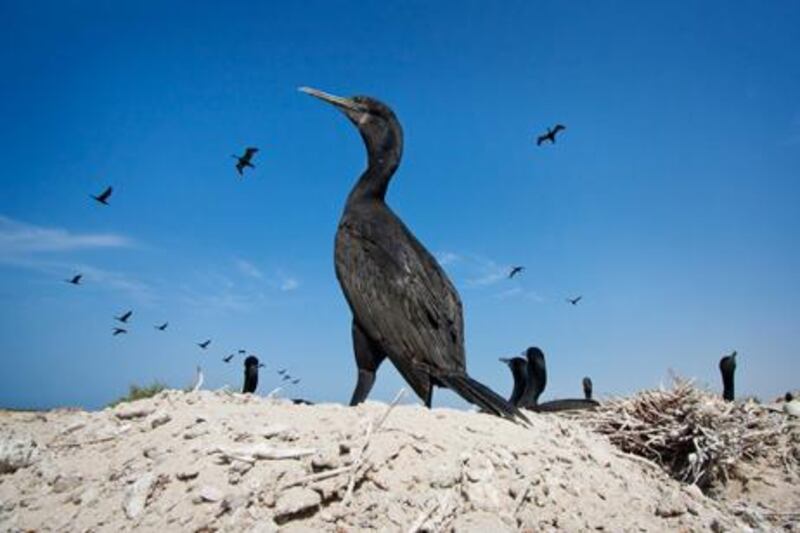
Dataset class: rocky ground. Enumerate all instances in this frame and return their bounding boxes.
[0,389,796,532]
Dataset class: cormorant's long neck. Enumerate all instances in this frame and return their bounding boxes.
[520,360,546,407]
[346,123,403,205]
[509,365,526,406]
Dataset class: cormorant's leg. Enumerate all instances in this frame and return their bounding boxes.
[349,320,386,406]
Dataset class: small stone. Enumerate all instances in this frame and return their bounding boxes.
[114,405,156,420]
[123,472,156,519]
[150,412,172,429]
[274,487,321,520]
[194,485,224,504]
[0,435,39,474]
[52,473,83,494]
[176,471,199,482]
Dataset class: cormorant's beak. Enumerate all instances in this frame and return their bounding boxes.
[499,357,512,364]
[299,86,362,113]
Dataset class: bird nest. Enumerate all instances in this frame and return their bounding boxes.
[583,378,799,490]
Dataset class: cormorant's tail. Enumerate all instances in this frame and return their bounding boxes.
[439,374,530,426]
[533,398,599,413]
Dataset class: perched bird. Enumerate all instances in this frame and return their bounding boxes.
[232,147,259,176]
[566,296,583,306]
[112,327,127,336]
[115,310,133,323]
[91,186,113,205]
[536,124,566,146]
[223,354,235,363]
[510,347,599,412]
[154,322,168,331]
[508,266,525,279]
[499,357,529,406]
[197,339,212,350]
[242,355,260,394]
[719,351,737,402]
[301,86,526,424]
[582,377,593,400]
[65,274,83,285]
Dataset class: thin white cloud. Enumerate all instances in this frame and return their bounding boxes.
[234,258,263,280]
[280,277,299,292]
[435,251,461,266]
[0,215,132,256]
[465,256,509,287]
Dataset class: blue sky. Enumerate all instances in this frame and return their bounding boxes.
[1,1,798,410]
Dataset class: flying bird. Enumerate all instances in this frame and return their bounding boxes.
[223,354,234,363]
[282,374,291,382]
[232,147,259,176]
[566,296,583,305]
[65,274,83,285]
[291,378,300,385]
[301,86,527,424]
[536,124,566,146]
[277,369,287,375]
[154,322,168,331]
[112,327,127,336]
[238,349,246,355]
[508,266,525,279]
[115,310,133,323]
[197,339,212,349]
[91,186,113,205]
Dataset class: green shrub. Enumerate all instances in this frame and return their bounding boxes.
[108,381,168,407]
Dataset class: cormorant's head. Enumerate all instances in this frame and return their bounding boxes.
[785,392,794,402]
[244,355,260,369]
[523,347,546,369]
[499,356,528,377]
[719,351,737,373]
[299,87,403,167]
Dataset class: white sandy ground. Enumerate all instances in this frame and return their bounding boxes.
[0,389,797,532]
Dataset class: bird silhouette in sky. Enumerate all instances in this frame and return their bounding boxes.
[197,339,212,349]
[115,310,133,323]
[112,327,127,336]
[223,354,234,363]
[566,296,583,306]
[65,274,82,285]
[536,124,566,146]
[232,147,259,176]
[91,186,113,205]
[508,266,525,279]
[291,378,300,385]
[154,322,168,331]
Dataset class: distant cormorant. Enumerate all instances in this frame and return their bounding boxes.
[197,339,212,350]
[536,125,566,146]
[232,147,259,176]
[154,322,168,331]
[499,357,528,406]
[508,266,525,279]
[115,310,133,323]
[566,296,583,306]
[719,351,737,402]
[112,327,127,336]
[223,354,234,363]
[301,87,526,424]
[582,376,593,400]
[91,186,113,205]
[242,355,260,393]
[65,274,83,285]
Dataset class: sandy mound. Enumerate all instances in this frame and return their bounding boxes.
[0,389,789,532]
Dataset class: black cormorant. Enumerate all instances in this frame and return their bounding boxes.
[499,357,528,406]
[115,310,133,323]
[243,355,260,393]
[508,266,525,279]
[223,354,234,363]
[719,351,737,402]
[232,147,258,176]
[65,274,82,285]
[112,327,127,336]
[197,339,211,349]
[301,86,526,424]
[566,296,583,306]
[91,186,113,205]
[582,376,593,400]
[154,322,168,331]
[518,347,547,408]
[536,125,566,146]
